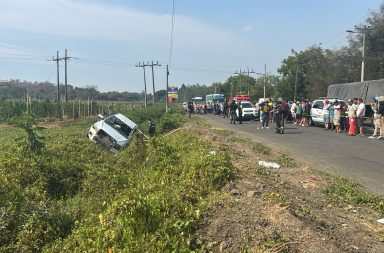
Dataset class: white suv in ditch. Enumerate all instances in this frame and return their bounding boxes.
[88,113,138,152]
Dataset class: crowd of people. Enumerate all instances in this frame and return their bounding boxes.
[194,97,384,138]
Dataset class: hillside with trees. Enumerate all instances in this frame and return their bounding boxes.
[0,80,152,102]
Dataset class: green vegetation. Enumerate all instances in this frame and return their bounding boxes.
[261,191,285,204]
[11,111,45,155]
[260,230,289,251]
[0,110,235,252]
[252,143,271,155]
[278,154,296,168]
[325,177,384,215]
[254,167,271,176]
[0,99,142,123]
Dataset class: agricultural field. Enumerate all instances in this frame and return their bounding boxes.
[0,109,384,252]
[0,99,141,123]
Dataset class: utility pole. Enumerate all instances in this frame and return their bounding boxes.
[62,49,77,102]
[264,64,267,100]
[243,67,255,95]
[166,64,169,112]
[51,50,63,103]
[256,64,267,100]
[234,68,242,94]
[294,63,299,101]
[149,61,161,104]
[136,62,150,107]
[346,25,372,82]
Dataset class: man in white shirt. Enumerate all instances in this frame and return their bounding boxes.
[290,101,297,124]
[356,98,366,136]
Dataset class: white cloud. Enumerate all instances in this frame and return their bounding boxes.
[242,25,253,33]
[0,0,252,55]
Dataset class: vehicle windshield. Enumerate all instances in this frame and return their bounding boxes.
[240,103,254,108]
[104,115,133,138]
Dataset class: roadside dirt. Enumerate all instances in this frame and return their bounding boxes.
[191,123,384,253]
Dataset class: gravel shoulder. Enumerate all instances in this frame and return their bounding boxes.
[191,118,384,252]
[202,114,384,196]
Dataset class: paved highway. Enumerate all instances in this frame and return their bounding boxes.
[203,114,384,196]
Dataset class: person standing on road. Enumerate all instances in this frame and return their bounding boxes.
[223,99,229,118]
[229,100,238,124]
[369,100,381,139]
[237,102,243,124]
[268,99,274,123]
[377,100,384,139]
[356,98,366,136]
[187,102,194,118]
[301,100,310,127]
[261,102,270,129]
[295,101,302,125]
[322,99,331,130]
[340,103,348,132]
[347,99,358,136]
[333,100,342,133]
[329,102,335,130]
[290,100,297,124]
[275,102,285,133]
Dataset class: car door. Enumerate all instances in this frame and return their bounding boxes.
[311,100,324,123]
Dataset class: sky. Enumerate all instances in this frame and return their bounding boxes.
[0,0,382,93]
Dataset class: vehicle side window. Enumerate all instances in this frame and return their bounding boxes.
[312,101,324,109]
[105,116,132,138]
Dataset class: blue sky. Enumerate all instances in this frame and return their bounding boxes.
[0,0,382,93]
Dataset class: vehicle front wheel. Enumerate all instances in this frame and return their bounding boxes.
[309,117,314,126]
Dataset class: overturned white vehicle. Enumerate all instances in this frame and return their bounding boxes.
[88,113,138,153]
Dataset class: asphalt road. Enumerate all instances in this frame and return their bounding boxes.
[203,114,384,196]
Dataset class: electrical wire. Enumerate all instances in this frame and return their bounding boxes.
[74,57,136,66]
[0,51,51,61]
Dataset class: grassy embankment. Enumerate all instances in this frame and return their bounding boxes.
[0,107,235,252]
[1,107,383,252]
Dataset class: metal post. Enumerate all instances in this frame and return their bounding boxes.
[64,49,68,102]
[294,63,299,101]
[166,65,169,112]
[264,64,266,100]
[151,61,155,104]
[56,50,60,102]
[247,67,250,95]
[361,32,366,82]
[143,63,147,108]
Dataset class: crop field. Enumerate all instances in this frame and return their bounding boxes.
[0,99,142,123]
